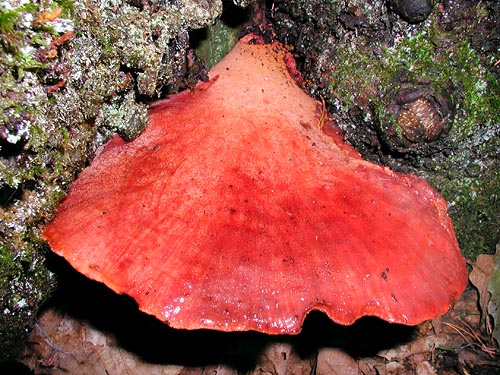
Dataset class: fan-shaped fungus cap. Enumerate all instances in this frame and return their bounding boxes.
[43,34,467,334]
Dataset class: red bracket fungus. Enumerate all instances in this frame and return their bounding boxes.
[43,34,467,334]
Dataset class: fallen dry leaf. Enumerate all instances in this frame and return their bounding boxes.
[378,334,453,362]
[316,348,358,375]
[469,253,494,326]
[256,342,314,375]
[358,357,388,375]
[20,309,192,375]
[415,361,437,375]
[488,244,500,346]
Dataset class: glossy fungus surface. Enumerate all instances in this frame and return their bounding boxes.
[43,35,467,334]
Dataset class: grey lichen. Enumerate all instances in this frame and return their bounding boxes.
[95,91,149,142]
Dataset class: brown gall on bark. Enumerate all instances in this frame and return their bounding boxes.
[389,0,435,24]
[384,85,454,152]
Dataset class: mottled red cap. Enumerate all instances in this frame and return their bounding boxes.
[43,34,467,334]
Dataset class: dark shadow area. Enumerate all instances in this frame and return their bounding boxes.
[0,361,35,375]
[0,135,27,208]
[0,136,26,159]
[1,179,37,209]
[297,311,414,358]
[37,252,417,372]
[0,184,23,209]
